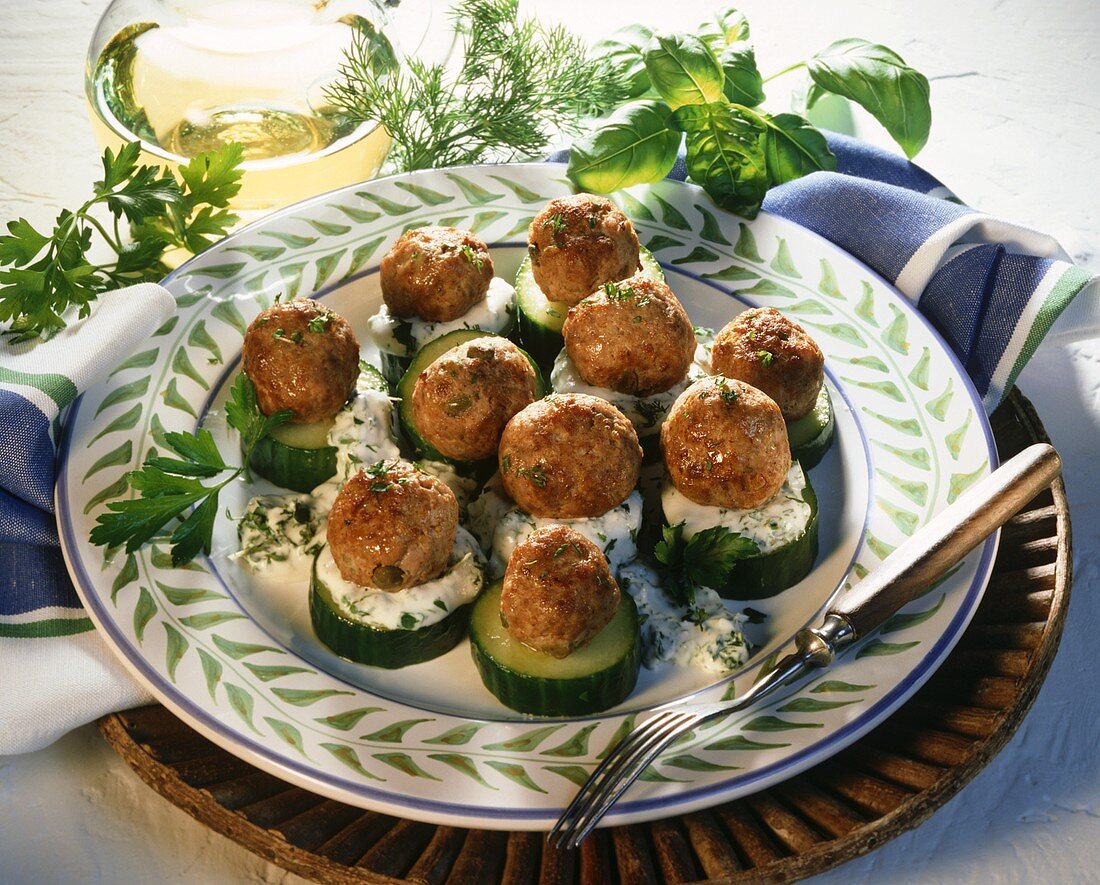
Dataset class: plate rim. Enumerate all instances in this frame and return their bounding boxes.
[56,162,1000,829]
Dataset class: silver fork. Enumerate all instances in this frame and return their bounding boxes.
[550,443,1062,849]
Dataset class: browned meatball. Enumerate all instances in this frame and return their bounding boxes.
[563,275,696,395]
[711,308,825,421]
[661,377,790,509]
[410,337,540,461]
[380,226,493,322]
[527,194,640,305]
[501,526,619,658]
[327,461,459,590]
[498,394,641,519]
[242,300,360,425]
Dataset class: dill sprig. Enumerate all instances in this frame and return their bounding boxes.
[325,0,626,172]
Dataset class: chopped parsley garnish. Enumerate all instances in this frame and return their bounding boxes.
[653,522,758,606]
[757,349,775,367]
[307,312,332,334]
[459,243,485,270]
[544,212,567,241]
[515,464,548,487]
[602,281,636,301]
[715,377,739,405]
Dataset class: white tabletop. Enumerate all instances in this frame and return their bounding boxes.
[2,1,1098,881]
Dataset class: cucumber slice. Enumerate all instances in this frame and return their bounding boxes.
[516,245,664,370]
[711,471,819,600]
[469,581,641,716]
[310,548,482,669]
[250,432,337,493]
[247,363,391,493]
[787,385,835,470]
[396,330,546,469]
[372,279,518,387]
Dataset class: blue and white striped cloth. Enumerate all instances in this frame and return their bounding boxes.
[1,137,1096,754]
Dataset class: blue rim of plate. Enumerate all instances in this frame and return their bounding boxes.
[56,162,1000,826]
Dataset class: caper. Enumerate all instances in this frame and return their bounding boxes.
[444,393,474,416]
[372,565,406,590]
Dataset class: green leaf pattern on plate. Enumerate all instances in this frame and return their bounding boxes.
[68,166,991,808]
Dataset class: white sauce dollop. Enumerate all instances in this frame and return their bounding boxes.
[550,346,707,437]
[368,276,516,356]
[618,561,750,673]
[314,527,485,630]
[467,476,643,578]
[662,461,812,554]
[236,383,399,574]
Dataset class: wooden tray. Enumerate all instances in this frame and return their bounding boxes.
[99,388,1071,883]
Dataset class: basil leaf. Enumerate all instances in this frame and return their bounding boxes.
[590,24,654,99]
[757,112,836,185]
[643,33,724,109]
[698,6,751,49]
[807,38,931,158]
[719,43,765,107]
[567,100,682,193]
[675,103,768,218]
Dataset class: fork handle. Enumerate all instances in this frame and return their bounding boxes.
[824,443,1061,642]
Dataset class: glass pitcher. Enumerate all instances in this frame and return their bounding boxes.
[85,0,401,219]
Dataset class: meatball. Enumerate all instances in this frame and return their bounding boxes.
[527,194,640,305]
[327,461,459,590]
[380,226,493,323]
[242,300,360,425]
[711,308,825,421]
[661,377,790,509]
[498,393,641,519]
[563,275,696,395]
[501,526,619,658]
[411,337,540,461]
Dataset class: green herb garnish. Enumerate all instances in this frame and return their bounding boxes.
[326,0,623,172]
[757,349,775,366]
[90,375,290,565]
[459,243,485,270]
[0,142,243,342]
[572,9,930,218]
[653,522,758,606]
[515,464,548,487]
[307,313,331,334]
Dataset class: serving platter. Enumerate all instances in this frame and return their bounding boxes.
[57,163,997,831]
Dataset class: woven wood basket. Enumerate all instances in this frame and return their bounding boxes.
[99,388,1071,883]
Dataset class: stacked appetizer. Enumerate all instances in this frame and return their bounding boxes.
[231,197,836,715]
[516,194,664,367]
[368,226,516,386]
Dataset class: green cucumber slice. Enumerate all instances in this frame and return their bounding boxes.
[469,581,641,716]
[516,244,663,370]
[710,470,819,600]
[787,385,835,470]
[250,433,337,493]
[246,363,390,493]
[396,330,546,469]
[310,554,478,669]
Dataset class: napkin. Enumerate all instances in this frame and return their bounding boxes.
[1,137,1095,756]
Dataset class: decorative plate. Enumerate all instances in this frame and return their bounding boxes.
[57,164,997,831]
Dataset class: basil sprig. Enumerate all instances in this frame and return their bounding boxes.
[571,7,931,218]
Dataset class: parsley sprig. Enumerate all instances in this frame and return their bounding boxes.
[0,141,243,342]
[653,522,758,605]
[90,375,290,565]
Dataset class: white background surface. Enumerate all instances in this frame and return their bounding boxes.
[1,0,1099,881]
